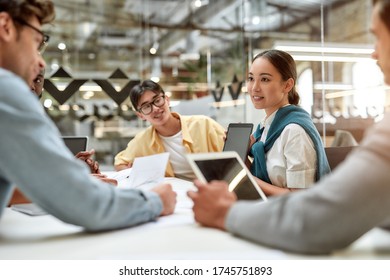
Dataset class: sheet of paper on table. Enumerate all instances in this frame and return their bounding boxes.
[106,153,169,189]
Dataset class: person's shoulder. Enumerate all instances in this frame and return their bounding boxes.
[132,125,154,140]
[0,69,36,106]
[183,114,216,123]
[370,112,390,134]
[0,69,28,91]
[281,123,308,138]
[179,114,205,123]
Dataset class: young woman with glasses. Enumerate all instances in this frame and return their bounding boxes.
[114,80,226,179]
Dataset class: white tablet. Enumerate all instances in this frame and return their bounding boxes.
[186,151,267,201]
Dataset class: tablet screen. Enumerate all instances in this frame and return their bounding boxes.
[223,123,253,161]
[193,157,265,201]
[62,136,88,155]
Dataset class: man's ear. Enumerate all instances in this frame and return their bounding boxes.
[0,12,14,43]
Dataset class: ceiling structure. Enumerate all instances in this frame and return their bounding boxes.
[44,0,352,87]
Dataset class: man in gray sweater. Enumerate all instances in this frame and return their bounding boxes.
[0,0,176,231]
[189,0,390,254]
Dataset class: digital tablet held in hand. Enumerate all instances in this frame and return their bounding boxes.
[186,151,267,201]
[223,123,253,162]
[62,136,88,156]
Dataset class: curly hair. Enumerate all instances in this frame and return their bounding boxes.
[0,0,55,24]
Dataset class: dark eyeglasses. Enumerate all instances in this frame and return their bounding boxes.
[137,94,166,115]
[13,18,50,54]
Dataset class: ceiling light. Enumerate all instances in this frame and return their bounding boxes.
[58,42,67,50]
[151,77,160,83]
[251,16,261,25]
[272,41,374,63]
[149,47,157,55]
[149,42,159,55]
[83,91,95,99]
[179,53,200,60]
[291,55,373,63]
[275,41,373,54]
[325,85,390,99]
[193,0,208,8]
[88,53,96,60]
[313,83,354,91]
[43,99,52,108]
[194,0,202,8]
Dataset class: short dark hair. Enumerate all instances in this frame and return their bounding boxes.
[373,0,390,32]
[129,80,165,110]
[0,0,55,24]
[252,49,300,105]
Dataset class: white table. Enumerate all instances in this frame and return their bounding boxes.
[1,178,390,260]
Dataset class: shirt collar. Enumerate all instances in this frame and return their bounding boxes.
[172,112,194,144]
[262,104,291,127]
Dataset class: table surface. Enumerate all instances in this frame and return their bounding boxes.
[1,178,390,260]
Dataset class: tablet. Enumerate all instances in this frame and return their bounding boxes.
[223,123,253,161]
[186,151,267,201]
[61,136,88,155]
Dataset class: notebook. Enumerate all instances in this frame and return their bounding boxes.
[61,136,88,155]
[186,151,267,201]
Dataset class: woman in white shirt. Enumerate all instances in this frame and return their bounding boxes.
[247,49,330,196]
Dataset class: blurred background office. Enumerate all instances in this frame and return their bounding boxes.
[39,0,387,165]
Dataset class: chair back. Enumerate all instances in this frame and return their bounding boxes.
[325,146,355,171]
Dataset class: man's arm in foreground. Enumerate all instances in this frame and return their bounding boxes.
[189,112,390,254]
[0,75,176,231]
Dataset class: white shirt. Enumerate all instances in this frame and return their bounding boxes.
[160,131,196,179]
[260,109,317,188]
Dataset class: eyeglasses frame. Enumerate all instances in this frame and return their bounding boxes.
[13,18,50,54]
[137,94,166,115]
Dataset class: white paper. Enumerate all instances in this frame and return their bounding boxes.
[118,153,169,189]
[105,168,132,181]
[11,203,47,216]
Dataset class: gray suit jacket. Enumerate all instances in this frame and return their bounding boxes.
[226,111,390,254]
[0,68,162,231]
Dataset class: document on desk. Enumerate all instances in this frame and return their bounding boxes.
[116,153,169,189]
[11,203,47,216]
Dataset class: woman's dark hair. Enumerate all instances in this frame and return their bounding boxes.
[129,80,165,110]
[252,49,300,105]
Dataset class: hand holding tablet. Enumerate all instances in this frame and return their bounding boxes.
[186,151,267,201]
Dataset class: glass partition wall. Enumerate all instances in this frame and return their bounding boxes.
[41,0,385,163]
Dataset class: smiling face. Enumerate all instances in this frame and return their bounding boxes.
[370,3,390,85]
[135,90,171,126]
[247,57,293,116]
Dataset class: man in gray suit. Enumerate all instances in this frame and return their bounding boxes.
[188,0,390,254]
